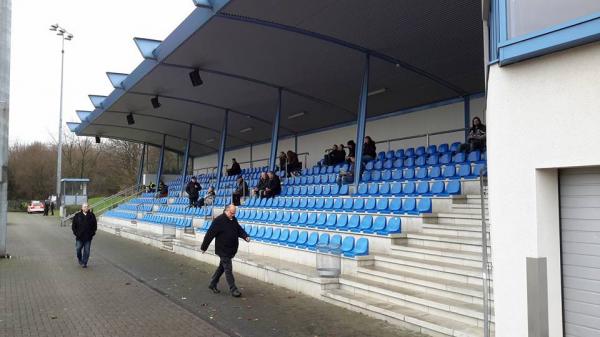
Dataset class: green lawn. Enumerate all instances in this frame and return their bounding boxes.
[87,195,131,214]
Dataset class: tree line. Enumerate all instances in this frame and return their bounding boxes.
[8,133,183,201]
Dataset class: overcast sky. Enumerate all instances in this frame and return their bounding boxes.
[9,0,193,144]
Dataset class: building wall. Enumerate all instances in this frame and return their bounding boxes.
[486,41,600,337]
[192,97,485,172]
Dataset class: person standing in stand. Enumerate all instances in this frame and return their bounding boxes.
[185,176,201,208]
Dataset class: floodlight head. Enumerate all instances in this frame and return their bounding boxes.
[58,28,66,33]
[189,69,203,87]
[49,24,58,31]
[126,113,135,125]
[95,136,101,144]
[57,31,64,36]
[150,96,161,109]
[66,34,73,40]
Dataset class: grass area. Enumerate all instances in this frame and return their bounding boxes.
[83,195,131,215]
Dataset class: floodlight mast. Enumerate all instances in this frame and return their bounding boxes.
[48,24,73,213]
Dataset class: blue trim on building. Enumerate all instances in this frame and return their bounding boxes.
[88,95,107,109]
[106,72,129,89]
[133,37,162,60]
[268,88,282,172]
[216,110,229,188]
[75,110,92,122]
[180,125,192,193]
[155,134,166,185]
[353,54,370,189]
[66,122,80,132]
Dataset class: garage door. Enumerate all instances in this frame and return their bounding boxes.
[560,168,600,337]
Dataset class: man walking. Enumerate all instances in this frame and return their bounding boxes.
[201,204,250,297]
[185,176,201,208]
[71,203,97,268]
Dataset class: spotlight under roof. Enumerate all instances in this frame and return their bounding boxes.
[151,95,161,109]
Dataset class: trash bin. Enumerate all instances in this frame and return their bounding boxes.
[316,243,341,278]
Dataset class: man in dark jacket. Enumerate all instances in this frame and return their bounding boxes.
[71,203,97,268]
[201,204,250,297]
[227,158,242,176]
[263,171,281,198]
[232,176,249,206]
[185,176,201,208]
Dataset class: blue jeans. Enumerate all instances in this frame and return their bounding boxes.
[76,240,92,266]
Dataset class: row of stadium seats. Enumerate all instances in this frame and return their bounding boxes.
[158,205,213,216]
[117,204,153,212]
[364,150,485,171]
[237,209,401,235]
[105,210,137,220]
[242,196,432,214]
[141,214,192,228]
[361,163,485,182]
[130,197,167,204]
[356,180,461,196]
[282,184,349,196]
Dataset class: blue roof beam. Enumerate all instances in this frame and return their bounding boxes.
[76,110,92,122]
[88,95,107,109]
[66,122,80,132]
[133,37,162,60]
[192,0,212,9]
[106,72,129,89]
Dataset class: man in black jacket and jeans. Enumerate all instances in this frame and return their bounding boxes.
[185,176,201,208]
[201,204,250,297]
[71,203,97,268]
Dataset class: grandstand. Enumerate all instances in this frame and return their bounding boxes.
[66,1,600,337]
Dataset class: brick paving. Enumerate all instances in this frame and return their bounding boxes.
[0,213,424,337]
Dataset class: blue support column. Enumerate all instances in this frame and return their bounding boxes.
[353,54,370,189]
[155,135,166,187]
[249,143,254,168]
[268,88,282,172]
[464,96,471,142]
[216,110,229,189]
[137,143,146,186]
[180,124,193,194]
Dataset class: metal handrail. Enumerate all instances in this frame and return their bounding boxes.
[479,168,492,337]
[375,127,469,151]
[192,166,217,176]
[60,183,144,227]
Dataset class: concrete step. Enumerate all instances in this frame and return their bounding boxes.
[436,213,483,225]
[421,223,489,239]
[357,265,489,303]
[451,195,486,205]
[373,254,484,286]
[390,242,485,268]
[323,289,489,337]
[449,206,488,215]
[339,275,489,325]
[406,233,490,254]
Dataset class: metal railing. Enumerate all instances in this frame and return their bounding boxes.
[224,152,310,175]
[192,166,217,176]
[375,127,468,151]
[60,183,144,227]
[479,169,493,337]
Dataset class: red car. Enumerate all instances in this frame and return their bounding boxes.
[27,201,45,214]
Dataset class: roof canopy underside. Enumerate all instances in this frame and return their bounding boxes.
[76,0,484,157]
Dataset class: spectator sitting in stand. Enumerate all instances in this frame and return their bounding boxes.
[459,116,486,153]
[345,140,356,164]
[286,150,301,176]
[253,172,269,198]
[157,180,169,198]
[278,152,287,171]
[362,136,377,162]
[198,186,216,207]
[263,171,281,198]
[337,162,355,186]
[185,176,202,208]
[227,158,242,176]
[232,176,249,206]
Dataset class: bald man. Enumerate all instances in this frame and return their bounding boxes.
[201,204,250,297]
[71,203,97,268]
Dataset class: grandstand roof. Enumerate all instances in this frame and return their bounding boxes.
[72,0,484,156]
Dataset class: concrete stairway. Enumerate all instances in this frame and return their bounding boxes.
[322,194,493,337]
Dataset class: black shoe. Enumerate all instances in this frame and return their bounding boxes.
[208,285,220,294]
[82,264,87,268]
[231,289,242,297]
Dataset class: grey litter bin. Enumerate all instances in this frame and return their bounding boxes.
[316,243,342,278]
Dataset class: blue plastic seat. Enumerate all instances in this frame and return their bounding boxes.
[417,198,432,213]
[296,231,309,247]
[458,163,472,178]
[381,170,392,181]
[429,166,442,179]
[300,176,307,185]
[323,198,334,209]
[357,183,368,195]
[266,198,273,207]
[426,154,439,166]
[430,181,445,195]
[403,168,415,180]
[385,150,395,159]
[364,198,376,212]
[343,198,354,211]
[298,212,309,226]
[345,238,369,257]
[287,230,299,246]
[403,181,416,195]
[415,167,428,180]
[379,217,401,235]
[316,233,330,247]
[439,153,452,165]
[405,148,415,157]
[377,151,386,160]
[268,211,276,222]
[330,234,342,248]
[279,229,290,243]
[347,215,360,231]
[315,198,325,209]
[256,226,265,239]
[392,170,403,180]
[365,161,374,171]
[314,175,322,184]
[261,211,269,222]
[368,216,386,234]
[415,146,426,156]
[472,163,486,178]
[379,182,391,195]
[314,185,323,196]
[388,197,402,212]
[374,160,383,170]
[326,214,337,228]
[453,152,466,164]
[299,198,308,209]
[393,158,403,169]
[358,215,373,232]
[336,214,348,230]
[371,170,381,182]
[305,213,317,227]
[404,157,415,167]
[263,226,273,241]
[341,237,355,255]
[307,185,315,195]
[446,180,461,195]
[299,186,308,196]
[394,149,405,159]
[361,172,370,182]
[415,155,426,167]
[467,150,481,163]
[443,165,457,179]
[327,166,334,174]
[275,211,284,223]
[316,213,327,227]
[332,198,343,210]
[306,176,314,184]
[376,198,388,212]
[438,143,449,153]
[368,183,379,195]
[306,232,319,250]
[339,185,349,195]
[291,198,300,208]
[450,142,461,153]
[260,198,268,207]
[383,159,393,169]
[282,211,292,223]
[284,198,293,208]
[401,198,417,214]
[305,198,315,209]
[426,145,437,155]
[249,226,258,237]
[352,198,365,211]
[416,181,430,195]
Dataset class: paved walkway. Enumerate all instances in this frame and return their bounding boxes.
[1,213,424,337]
